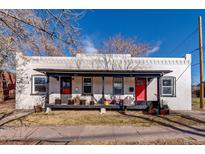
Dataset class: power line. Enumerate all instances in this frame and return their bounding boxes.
[192,77,200,85]
[192,51,199,55]
[190,47,200,54]
[169,28,198,56]
[176,64,191,81]
[192,60,205,67]
[176,50,203,81]
[174,18,205,93]
[188,47,205,66]
[176,60,201,82]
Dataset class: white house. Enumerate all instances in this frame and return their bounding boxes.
[16,52,192,111]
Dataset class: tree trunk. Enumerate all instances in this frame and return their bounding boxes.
[0,71,4,102]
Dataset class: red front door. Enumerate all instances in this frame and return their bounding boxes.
[61,77,72,94]
[135,78,146,101]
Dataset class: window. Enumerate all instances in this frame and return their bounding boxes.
[129,87,134,93]
[113,77,123,95]
[161,77,176,97]
[32,76,47,94]
[83,77,92,94]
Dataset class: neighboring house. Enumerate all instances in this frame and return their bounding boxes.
[192,83,205,97]
[16,52,192,110]
[192,84,199,97]
[0,71,16,102]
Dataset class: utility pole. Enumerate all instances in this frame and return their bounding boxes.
[198,16,204,109]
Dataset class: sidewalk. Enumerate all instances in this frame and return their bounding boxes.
[0,124,204,143]
[171,110,205,123]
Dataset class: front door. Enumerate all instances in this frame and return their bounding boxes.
[135,78,146,101]
[61,77,72,103]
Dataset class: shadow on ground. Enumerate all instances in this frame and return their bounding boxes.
[118,111,205,138]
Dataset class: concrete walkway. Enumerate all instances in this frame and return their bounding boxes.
[0,124,204,143]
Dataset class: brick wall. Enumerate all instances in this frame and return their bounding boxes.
[0,71,16,102]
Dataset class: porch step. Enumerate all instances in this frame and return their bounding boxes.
[126,104,148,110]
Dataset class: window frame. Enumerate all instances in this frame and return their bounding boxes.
[160,76,176,97]
[31,75,47,95]
[113,77,124,95]
[82,77,92,95]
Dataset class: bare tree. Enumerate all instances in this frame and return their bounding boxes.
[99,34,153,57]
[97,54,142,71]
[0,35,16,71]
[0,9,85,71]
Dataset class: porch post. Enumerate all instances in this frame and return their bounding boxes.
[102,76,105,102]
[157,76,161,115]
[45,74,49,111]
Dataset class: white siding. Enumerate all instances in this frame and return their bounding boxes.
[49,76,60,104]
[16,52,192,110]
[124,77,135,97]
[93,77,103,101]
[104,77,113,95]
[93,77,103,94]
[161,65,192,110]
[72,76,82,95]
[147,78,158,101]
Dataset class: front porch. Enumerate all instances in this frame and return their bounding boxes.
[34,69,172,112]
[46,102,150,110]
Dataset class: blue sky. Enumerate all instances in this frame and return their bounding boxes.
[78,9,205,85]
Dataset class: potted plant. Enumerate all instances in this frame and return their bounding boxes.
[90,100,95,105]
[34,103,43,112]
[90,94,95,105]
[160,104,170,115]
[55,97,61,104]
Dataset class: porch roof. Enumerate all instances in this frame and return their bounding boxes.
[34,68,172,77]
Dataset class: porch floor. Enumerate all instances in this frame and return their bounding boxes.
[46,103,149,110]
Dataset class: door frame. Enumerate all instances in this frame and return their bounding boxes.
[135,78,147,101]
[60,77,72,94]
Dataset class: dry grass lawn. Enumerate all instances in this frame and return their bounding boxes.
[0,98,204,128]
[0,99,15,114]
[192,97,205,111]
[6,110,154,127]
[5,110,203,127]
